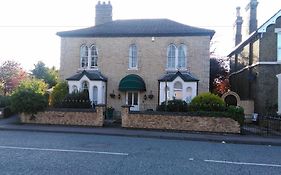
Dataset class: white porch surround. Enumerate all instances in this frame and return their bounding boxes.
[68,75,106,105]
[159,76,197,104]
[277,73,281,115]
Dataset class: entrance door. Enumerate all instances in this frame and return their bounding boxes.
[126,91,139,111]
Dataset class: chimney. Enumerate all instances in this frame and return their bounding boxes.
[245,0,258,35]
[95,1,112,26]
[234,7,243,46]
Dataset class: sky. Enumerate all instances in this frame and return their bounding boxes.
[0,0,280,71]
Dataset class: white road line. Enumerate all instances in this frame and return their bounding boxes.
[204,159,281,168]
[0,145,129,156]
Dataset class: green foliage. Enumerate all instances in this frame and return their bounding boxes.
[157,100,188,112]
[31,61,58,88]
[49,81,69,107]
[189,92,225,111]
[3,107,14,118]
[0,95,11,107]
[10,79,48,114]
[225,106,244,125]
[59,91,92,108]
[17,79,47,95]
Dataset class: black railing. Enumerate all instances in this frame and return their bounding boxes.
[242,115,281,136]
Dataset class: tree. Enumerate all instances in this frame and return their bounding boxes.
[31,61,58,88]
[10,79,48,115]
[0,60,27,95]
[209,57,230,95]
[49,81,69,107]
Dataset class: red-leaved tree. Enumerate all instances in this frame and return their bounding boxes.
[0,60,27,95]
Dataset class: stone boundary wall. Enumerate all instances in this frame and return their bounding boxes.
[121,106,240,133]
[20,106,105,127]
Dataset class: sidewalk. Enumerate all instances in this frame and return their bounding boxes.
[1,115,281,146]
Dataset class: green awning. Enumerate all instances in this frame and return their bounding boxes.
[119,74,146,91]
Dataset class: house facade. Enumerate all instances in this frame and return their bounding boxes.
[228,0,281,114]
[57,1,214,112]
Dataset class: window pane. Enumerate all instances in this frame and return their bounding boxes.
[93,86,98,104]
[128,92,132,105]
[174,81,182,89]
[80,45,88,68]
[278,33,281,61]
[167,45,176,69]
[91,45,98,67]
[133,92,138,105]
[178,45,186,68]
[129,44,137,68]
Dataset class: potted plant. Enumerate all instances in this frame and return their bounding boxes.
[106,106,114,119]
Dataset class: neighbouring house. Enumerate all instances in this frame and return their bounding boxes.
[57,1,214,113]
[228,0,281,115]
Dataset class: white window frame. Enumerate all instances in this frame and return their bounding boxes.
[129,44,138,69]
[278,32,281,62]
[166,44,187,70]
[80,45,88,68]
[167,44,176,69]
[90,45,98,68]
[178,44,187,69]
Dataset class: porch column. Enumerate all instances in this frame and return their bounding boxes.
[277,74,281,115]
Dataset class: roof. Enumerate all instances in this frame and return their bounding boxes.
[228,9,281,57]
[158,71,199,82]
[66,70,107,81]
[119,74,146,91]
[57,19,215,38]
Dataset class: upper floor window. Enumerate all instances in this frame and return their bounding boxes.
[80,45,88,68]
[129,44,137,69]
[178,44,187,68]
[278,32,281,61]
[90,45,98,68]
[167,44,187,70]
[167,44,176,69]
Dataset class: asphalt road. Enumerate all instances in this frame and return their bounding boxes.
[0,130,280,175]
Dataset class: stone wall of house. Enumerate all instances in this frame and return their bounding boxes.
[121,107,240,133]
[60,36,211,111]
[20,106,105,126]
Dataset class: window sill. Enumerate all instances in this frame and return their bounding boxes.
[128,68,138,71]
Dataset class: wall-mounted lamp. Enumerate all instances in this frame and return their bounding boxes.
[148,91,154,99]
[143,94,147,100]
[151,37,155,42]
[110,90,116,98]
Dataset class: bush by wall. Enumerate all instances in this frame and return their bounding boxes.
[10,79,48,115]
[189,92,225,111]
[157,100,188,112]
[49,81,69,107]
[0,95,11,107]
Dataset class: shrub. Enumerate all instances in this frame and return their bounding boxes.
[10,79,48,114]
[59,91,92,108]
[189,92,225,111]
[3,106,14,118]
[225,105,244,125]
[0,95,11,107]
[49,81,69,107]
[157,99,188,112]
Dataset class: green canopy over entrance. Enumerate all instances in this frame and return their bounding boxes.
[119,74,146,91]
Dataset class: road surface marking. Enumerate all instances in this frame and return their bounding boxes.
[204,159,281,168]
[0,145,129,156]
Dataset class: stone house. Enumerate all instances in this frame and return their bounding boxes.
[228,0,281,114]
[57,1,214,113]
